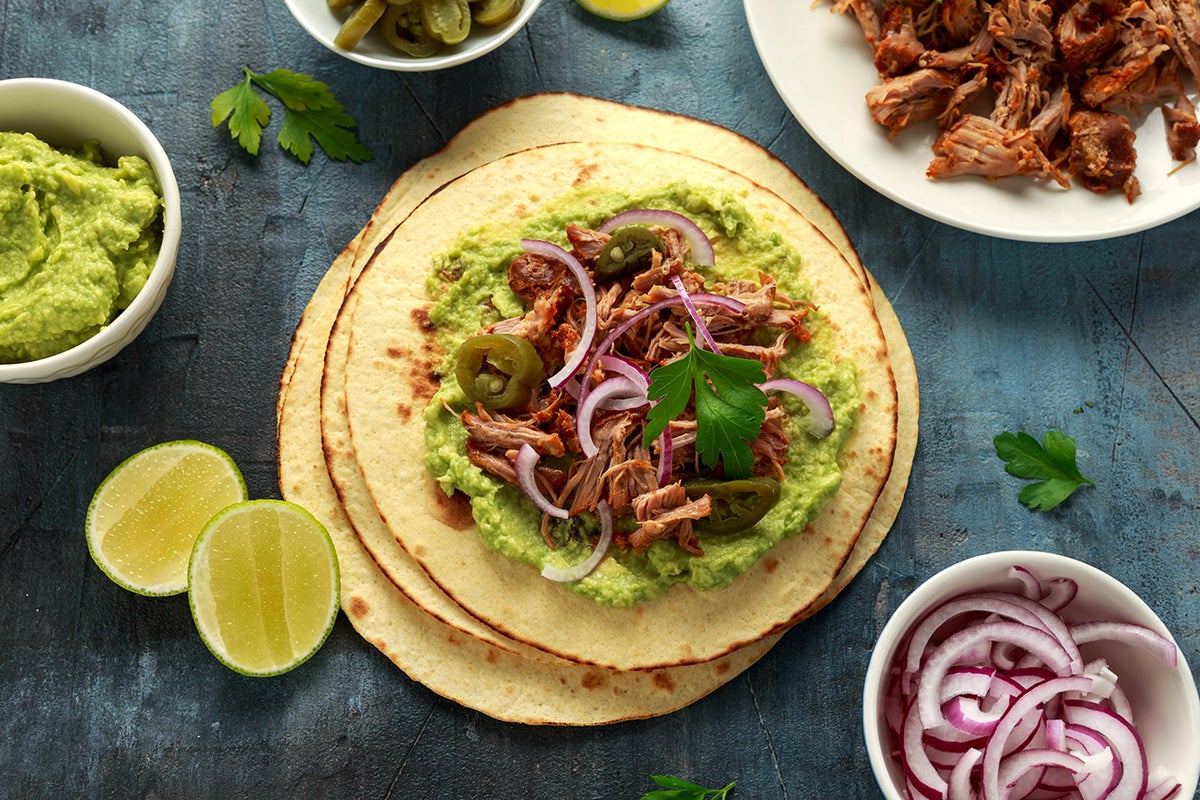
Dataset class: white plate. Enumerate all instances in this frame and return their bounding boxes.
[744,0,1200,242]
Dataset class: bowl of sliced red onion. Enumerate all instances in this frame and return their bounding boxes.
[863,550,1200,800]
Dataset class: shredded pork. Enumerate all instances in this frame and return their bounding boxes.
[828,0,1200,199]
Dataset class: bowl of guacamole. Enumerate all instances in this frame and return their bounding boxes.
[0,78,181,384]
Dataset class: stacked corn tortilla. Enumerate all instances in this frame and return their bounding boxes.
[276,94,918,725]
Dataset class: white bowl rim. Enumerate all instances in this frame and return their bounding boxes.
[283,0,544,72]
[862,549,1200,800]
[0,77,182,383]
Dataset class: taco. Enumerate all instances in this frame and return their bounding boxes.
[278,94,917,721]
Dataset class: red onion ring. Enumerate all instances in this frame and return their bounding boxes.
[598,354,649,390]
[1069,621,1179,668]
[514,444,567,520]
[758,378,835,438]
[655,431,673,487]
[1063,699,1148,800]
[670,274,721,352]
[520,238,597,389]
[577,377,648,458]
[540,501,613,583]
[597,208,716,266]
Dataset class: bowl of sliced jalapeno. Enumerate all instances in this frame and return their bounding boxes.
[284,0,543,71]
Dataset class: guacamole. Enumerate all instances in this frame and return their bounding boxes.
[423,183,860,606]
[0,131,163,363]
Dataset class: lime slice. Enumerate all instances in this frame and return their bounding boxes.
[86,440,248,596]
[576,0,670,21]
[188,499,340,677]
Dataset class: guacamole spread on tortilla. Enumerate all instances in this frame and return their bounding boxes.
[423,183,859,607]
[0,131,163,363]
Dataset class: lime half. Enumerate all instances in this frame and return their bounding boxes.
[188,499,340,677]
[86,440,248,596]
[577,0,670,21]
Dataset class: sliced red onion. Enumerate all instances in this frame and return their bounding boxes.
[997,748,1092,797]
[597,208,716,266]
[1145,768,1184,800]
[514,444,567,520]
[670,274,721,352]
[758,378,835,438]
[918,622,1076,730]
[598,354,649,391]
[1009,565,1043,600]
[883,564,1184,800]
[901,697,949,800]
[902,592,1084,685]
[1042,577,1079,612]
[540,501,613,583]
[520,238,597,389]
[1070,621,1179,668]
[979,675,1098,800]
[577,377,648,458]
[947,748,982,800]
[1063,699,1148,800]
[655,431,673,487]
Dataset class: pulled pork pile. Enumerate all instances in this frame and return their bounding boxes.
[831,0,1200,201]
[457,223,813,557]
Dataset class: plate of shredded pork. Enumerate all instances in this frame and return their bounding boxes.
[745,0,1200,241]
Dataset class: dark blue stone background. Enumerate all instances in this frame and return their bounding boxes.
[2,1,1198,797]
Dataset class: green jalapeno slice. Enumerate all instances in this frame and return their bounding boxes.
[455,333,543,410]
[471,0,518,26]
[684,477,781,535]
[595,226,665,281]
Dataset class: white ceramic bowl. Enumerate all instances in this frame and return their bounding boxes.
[0,78,181,384]
[284,0,543,71]
[863,550,1200,800]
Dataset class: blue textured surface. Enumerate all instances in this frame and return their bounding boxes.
[2,1,1198,798]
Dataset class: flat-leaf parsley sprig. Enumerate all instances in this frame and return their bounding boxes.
[639,775,736,800]
[211,67,373,165]
[994,429,1095,511]
[642,325,769,481]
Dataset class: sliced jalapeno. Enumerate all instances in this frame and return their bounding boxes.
[421,0,471,44]
[595,226,665,282]
[455,333,543,410]
[471,0,518,26]
[684,477,781,535]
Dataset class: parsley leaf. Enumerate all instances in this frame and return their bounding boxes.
[639,775,736,800]
[643,326,768,480]
[994,430,1095,511]
[211,67,372,165]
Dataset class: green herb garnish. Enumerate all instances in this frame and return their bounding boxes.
[994,430,1095,511]
[211,67,373,165]
[639,775,736,800]
[643,326,768,480]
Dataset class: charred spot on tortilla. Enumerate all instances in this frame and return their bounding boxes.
[652,672,676,692]
[581,672,606,690]
[412,306,436,332]
[348,595,370,619]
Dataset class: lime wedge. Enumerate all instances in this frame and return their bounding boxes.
[576,0,670,21]
[86,440,248,596]
[188,499,339,677]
